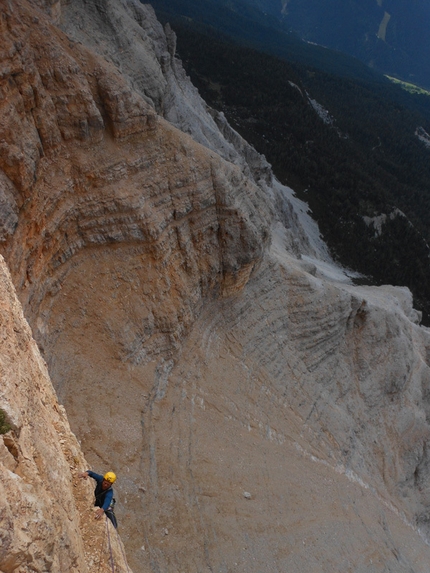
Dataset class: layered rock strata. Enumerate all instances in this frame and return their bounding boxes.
[58,0,274,186]
[136,266,430,572]
[0,0,271,353]
[2,1,430,573]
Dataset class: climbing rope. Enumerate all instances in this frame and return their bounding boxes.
[106,515,115,573]
[115,528,132,573]
[96,514,131,573]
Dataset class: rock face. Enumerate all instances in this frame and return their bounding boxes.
[2,1,430,572]
[58,0,274,185]
[0,255,85,572]
[0,0,271,348]
[0,255,131,573]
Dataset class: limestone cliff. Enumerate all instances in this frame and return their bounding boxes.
[2,1,430,572]
[57,0,273,185]
[0,255,131,573]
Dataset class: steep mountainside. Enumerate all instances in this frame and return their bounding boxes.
[275,0,430,88]
[151,0,430,88]
[170,25,430,322]
[3,1,430,572]
[147,0,385,84]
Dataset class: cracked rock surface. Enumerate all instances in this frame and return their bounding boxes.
[2,1,430,573]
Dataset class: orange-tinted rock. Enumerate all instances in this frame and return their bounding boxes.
[3,2,430,573]
[1,1,270,334]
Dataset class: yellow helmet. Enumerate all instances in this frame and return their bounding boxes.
[104,471,116,484]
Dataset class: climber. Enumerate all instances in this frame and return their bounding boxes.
[79,470,118,529]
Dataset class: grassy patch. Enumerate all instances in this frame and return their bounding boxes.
[0,409,11,434]
[385,76,430,96]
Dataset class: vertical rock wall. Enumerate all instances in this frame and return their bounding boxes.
[0,254,133,572]
[0,256,95,571]
[2,1,430,572]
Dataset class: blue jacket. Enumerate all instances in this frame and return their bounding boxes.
[87,471,114,511]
